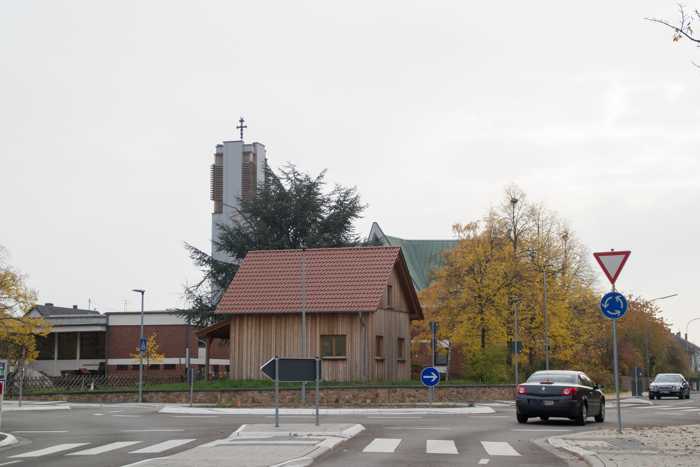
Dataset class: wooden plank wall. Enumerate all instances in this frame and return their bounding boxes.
[229,313,366,381]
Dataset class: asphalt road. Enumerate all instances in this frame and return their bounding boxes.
[0,396,699,467]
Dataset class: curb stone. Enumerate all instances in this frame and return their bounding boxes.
[268,424,365,467]
[0,433,19,449]
[548,436,608,467]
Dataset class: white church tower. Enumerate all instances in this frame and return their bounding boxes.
[210,118,267,263]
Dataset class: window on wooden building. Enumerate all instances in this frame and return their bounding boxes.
[36,334,55,360]
[397,338,406,361]
[375,335,384,359]
[320,335,346,359]
[387,285,393,308]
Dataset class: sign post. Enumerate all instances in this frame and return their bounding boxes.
[594,250,631,434]
[0,359,7,431]
[261,357,321,428]
[420,367,440,406]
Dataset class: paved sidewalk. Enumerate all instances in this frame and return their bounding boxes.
[121,423,364,467]
[549,424,700,466]
[1,401,70,411]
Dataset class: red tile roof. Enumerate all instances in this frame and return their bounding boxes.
[216,246,421,318]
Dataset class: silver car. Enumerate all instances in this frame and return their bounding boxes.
[649,373,690,400]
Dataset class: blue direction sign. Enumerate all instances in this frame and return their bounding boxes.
[420,367,440,387]
[139,337,147,353]
[600,292,628,320]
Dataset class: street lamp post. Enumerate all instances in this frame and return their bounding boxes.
[644,294,679,376]
[132,289,145,403]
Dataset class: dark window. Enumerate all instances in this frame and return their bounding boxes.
[387,285,393,308]
[57,333,77,360]
[36,334,55,360]
[198,338,206,348]
[80,332,105,359]
[149,364,160,370]
[163,364,176,370]
[375,335,384,359]
[116,365,128,370]
[320,335,346,358]
[131,364,139,370]
[526,372,578,384]
[397,338,406,361]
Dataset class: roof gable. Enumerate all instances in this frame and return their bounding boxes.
[216,246,421,317]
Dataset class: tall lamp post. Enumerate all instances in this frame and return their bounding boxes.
[642,294,678,377]
[132,289,145,403]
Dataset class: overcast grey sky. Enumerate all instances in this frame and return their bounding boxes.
[2,1,699,341]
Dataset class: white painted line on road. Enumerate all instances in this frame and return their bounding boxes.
[12,431,68,434]
[113,415,142,418]
[92,413,104,416]
[129,439,196,454]
[472,415,508,418]
[367,416,423,419]
[386,427,450,430]
[171,415,219,418]
[120,457,168,467]
[110,410,124,413]
[10,443,89,458]
[512,429,572,432]
[362,438,402,453]
[121,429,185,432]
[426,439,458,454]
[481,441,521,456]
[69,441,141,455]
[478,459,490,465]
[0,461,23,466]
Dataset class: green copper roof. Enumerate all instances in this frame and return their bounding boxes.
[369,223,458,291]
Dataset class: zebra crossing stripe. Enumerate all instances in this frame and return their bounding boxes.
[69,441,142,455]
[426,439,458,454]
[129,439,197,454]
[481,441,521,456]
[10,443,90,458]
[362,438,402,453]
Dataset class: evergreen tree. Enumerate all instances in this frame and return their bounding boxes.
[181,164,365,326]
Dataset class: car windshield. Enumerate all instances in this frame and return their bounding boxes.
[654,374,682,383]
[526,372,578,384]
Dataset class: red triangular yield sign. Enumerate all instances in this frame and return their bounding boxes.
[593,250,631,285]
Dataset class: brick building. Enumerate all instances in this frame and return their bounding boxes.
[28,306,229,378]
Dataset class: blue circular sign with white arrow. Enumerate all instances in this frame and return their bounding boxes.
[600,291,628,320]
[420,367,440,387]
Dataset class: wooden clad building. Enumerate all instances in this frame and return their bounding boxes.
[199,246,423,381]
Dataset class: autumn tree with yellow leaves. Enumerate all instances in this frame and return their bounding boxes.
[0,246,50,369]
[418,187,687,384]
[130,333,165,375]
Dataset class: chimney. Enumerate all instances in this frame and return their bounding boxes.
[73,305,78,310]
[45,302,53,307]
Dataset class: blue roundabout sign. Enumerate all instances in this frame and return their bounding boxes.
[600,291,628,320]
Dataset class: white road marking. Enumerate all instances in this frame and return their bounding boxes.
[171,415,219,418]
[512,428,572,432]
[129,439,196,454]
[479,459,490,465]
[69,441,141,455]
[121,429,185,432]
[362,438,402,453]
[113,414,141,418]
[366,416,423,419]
[0,461,23,466]
[12,431,68,434]
[92,413,104,416]
[385,427,450,430]
[426,439,458,454]
[481,441,521,456]
[10,443,89,458]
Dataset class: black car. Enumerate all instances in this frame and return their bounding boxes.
[648,373,690,400]
[515,370,605,425]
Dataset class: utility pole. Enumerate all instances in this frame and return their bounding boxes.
[543,268,549,370]
[300,247,307,403]
[514,300,520,385]
[132,289,145,403]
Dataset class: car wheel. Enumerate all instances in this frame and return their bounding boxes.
[575,402,587,426]
[516,414,528,424]
[649,394,654,400]
[678,393,684,400]
[595,400,605,423]
[540,416,549,422]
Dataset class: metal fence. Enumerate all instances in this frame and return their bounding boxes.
[5,374,189,395]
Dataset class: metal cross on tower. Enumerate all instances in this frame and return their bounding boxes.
[236,117,247,141]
